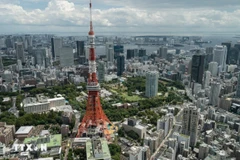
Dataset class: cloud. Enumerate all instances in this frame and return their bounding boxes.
[0,0,240,33]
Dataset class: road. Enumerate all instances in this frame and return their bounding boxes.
[185,87,196,102]
[64,112,80,160]
[150,106,185,160]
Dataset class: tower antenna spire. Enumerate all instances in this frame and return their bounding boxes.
[89,0,93,33]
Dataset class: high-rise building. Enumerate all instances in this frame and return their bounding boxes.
[208,62,218,77]
[221,42,231,64]
[0,56,3,71]
[59,47,74,67]
[97,61,105,82]
[236,72,240,98]
[24,35,32,49]
[117,54,125,76]
[106,42,114,63]
[234,43,240,54]
[158,47,167,59]
[15,42,25,63]
[127,49,135,59]
[33,48,47,67]
[114,45,124,54]
[51,37,62,61]
[182,104,199,147]
[134,49,139,57]
[204,71,211,89]
[210,82,221,106]
[5,36,12,48]
[206,47,213,54]
[205,47,214,66]
[139,49,147,57]
[228,47,239,65]
[17,59,22,71]
[199,143,209,160]
[191,54,205,84]
[145,71,159,98]
[76,41,85,64]
[213,45,227,72]
[114,45,124,58]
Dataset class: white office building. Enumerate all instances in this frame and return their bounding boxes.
[204,71,211,88]
[105,42,114,63]
[210,82,221,106]
[213,45,227,72]
[23,95,66,113]
[208,62,218,77]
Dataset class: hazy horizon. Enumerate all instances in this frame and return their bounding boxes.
[1,0,240,34]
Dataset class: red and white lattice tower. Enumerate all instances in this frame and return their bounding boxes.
[76,0,112,139]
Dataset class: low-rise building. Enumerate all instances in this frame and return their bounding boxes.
[0,122,15,145]
[86,138,111,160]
[61,124,69,137]
[122,119,147,139]
[0,142,6,156]
[23,95,66,113]
[15,126,34,141]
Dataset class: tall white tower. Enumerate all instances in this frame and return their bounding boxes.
[213,45,227,72]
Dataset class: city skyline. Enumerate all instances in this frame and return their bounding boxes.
[1,0,240,34]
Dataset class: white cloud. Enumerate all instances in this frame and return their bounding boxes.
[0,0,240,33]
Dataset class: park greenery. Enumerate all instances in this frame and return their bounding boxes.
[0,76,185,130]
[2,58,16,66]
[108,143,121,160]
[73,148,87,159]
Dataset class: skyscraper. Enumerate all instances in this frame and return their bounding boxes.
[106,42,114,63]
[51,37,62,61]
[59,47,74,67]
[76,41,86,64]
[158,47,167,59]
[191,54,205,84]
[205,47,214,67]
[17,59,22,71]
[210,82,221,106]
[145,71,159,98]
[182,104,199,147]
[139,49,147,57]
[5,36,12,48]
[236,72,240,98]
[204,71,211,89]
[228,47,239,65]
[127,49,135,59]
[213,45,227,72]
[0,56,3,71]
[15,42,25,63]
[114,45,124,58]
[33,48,47,67]
[208,62,218,77]
[97,61,105,82]
[221,42,231,64]
[117,54,125,76]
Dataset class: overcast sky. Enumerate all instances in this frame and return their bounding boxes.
[0,0,240,34]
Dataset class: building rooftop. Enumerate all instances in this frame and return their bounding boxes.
[23,134,62,148]
[86,138,111,160]
[15,126,33,135]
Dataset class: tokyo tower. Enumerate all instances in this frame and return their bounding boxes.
[76,0,114,139]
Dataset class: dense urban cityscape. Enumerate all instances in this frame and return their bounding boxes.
[0,0,240,160]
